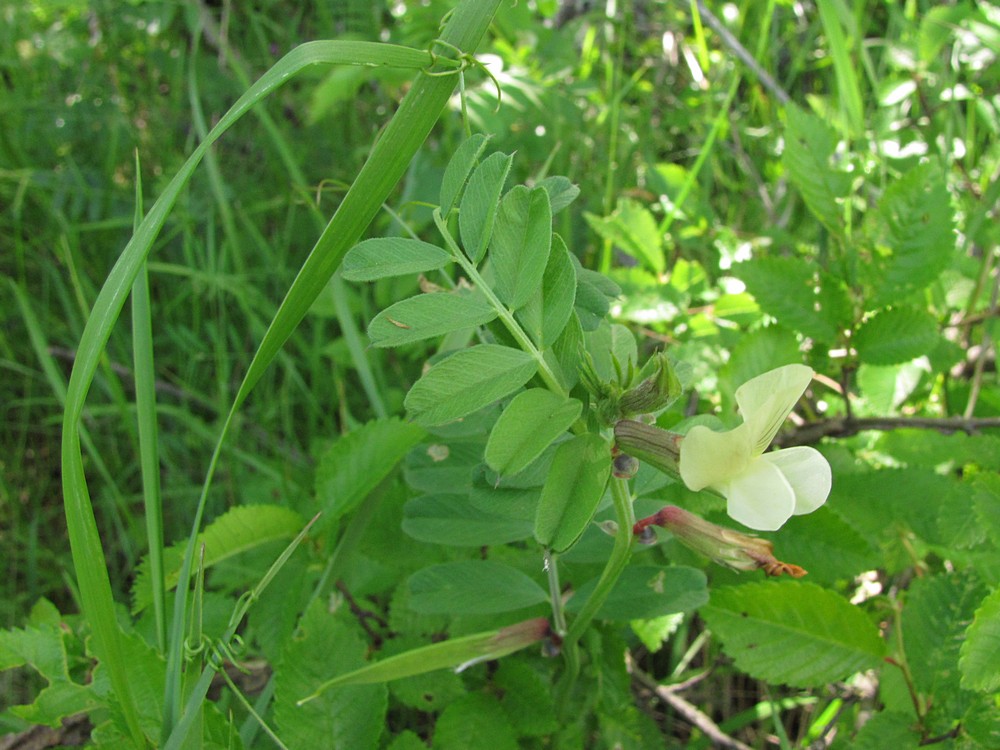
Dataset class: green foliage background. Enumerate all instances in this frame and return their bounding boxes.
[2,0,999,748]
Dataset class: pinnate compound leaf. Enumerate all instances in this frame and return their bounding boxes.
[490,185,553,310]
[485,389,582,477]
[584,197,664,274]
[440,133,490,217]
[460,151,513,262]
[854,306,939,365]
[404,345,537,427]
[567,565,708,621]
[782,104,852,235]
[516,233,578,348]
[737,256,847,341]
[533,433,612,553]
[408,561,547,614]
[131,504,307,614]
[402,493,533,547]
[315,417,426,527]
[274,602,386,749]
[960,587,1000,691]
[700,581,886,687]
[872,163,955,305]
[341,238,452,281]
[368,290,497,347]
[434,693,519,750]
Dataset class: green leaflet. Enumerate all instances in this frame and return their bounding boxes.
[700,581,886,688]
[533,433,612,553]
[534,175,580,214]
[484,389,582,477]
[404,345,538,427]
[341,237,453,281]
[459,151,514,263]
[490,185,553,309]
[402,493,533,547]
[368,290,497,347]
[440,133,491,217]
[516,233,578,348]
[565,565,708,621]
[408,561,548,614]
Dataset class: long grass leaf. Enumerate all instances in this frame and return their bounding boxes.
[59,40,436,747]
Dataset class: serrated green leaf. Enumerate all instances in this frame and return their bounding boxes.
[960,587,1000,691]
[904,571,986,705]
[700,581,886,687]
[567,566,708,621]
[273,602,387,749]
[404,345,537,427]
[341,238,453,281]
[782,104,852,235]
[515,233,577,348]
[315,418,426,528]
[584,197,664,274]
[368,290,497,347]
[737,257,846,341]
[490,185,552,309]
[851,712,922,750]
[533,433,611,553]
[459,151,513,262]
[408,561,547,614]
[854,306,939,365]
[495,660,559,736]
[440,133,491,216]
[402,493,533,546]
[484,389,582,477]
[535,175,580,214]
[872,163,955,305]
[131,504,308,614]
[434,693,519,750]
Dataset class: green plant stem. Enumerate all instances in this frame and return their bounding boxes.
[432,208,569,399]
[545,550,567,636]
[556,476,635,712]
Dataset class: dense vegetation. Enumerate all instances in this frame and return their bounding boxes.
[2,1,999,747]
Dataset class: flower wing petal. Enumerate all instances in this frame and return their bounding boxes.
[736,365,814,454]
[723,459,797,531]
[679,423,752,491]
[762,446,831,516]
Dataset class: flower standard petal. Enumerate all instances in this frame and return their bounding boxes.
[736,365,814,454]
[679,422,753,491]
[761,447,831,516]
[722,459,797,531]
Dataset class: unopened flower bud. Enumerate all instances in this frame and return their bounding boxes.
[618,353,683,416]
[613,419,682,478]
[612,452,639,479]
[632,505,807,577]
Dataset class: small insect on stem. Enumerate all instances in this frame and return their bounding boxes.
[386,317,411,329]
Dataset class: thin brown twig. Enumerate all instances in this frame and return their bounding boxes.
[777,415,1000,447]
[627,654,754,750]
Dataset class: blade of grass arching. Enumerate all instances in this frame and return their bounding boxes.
[58,40,435,747]
[816,0,865,138]
[162,7,503,737]
[130,162,168,654]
